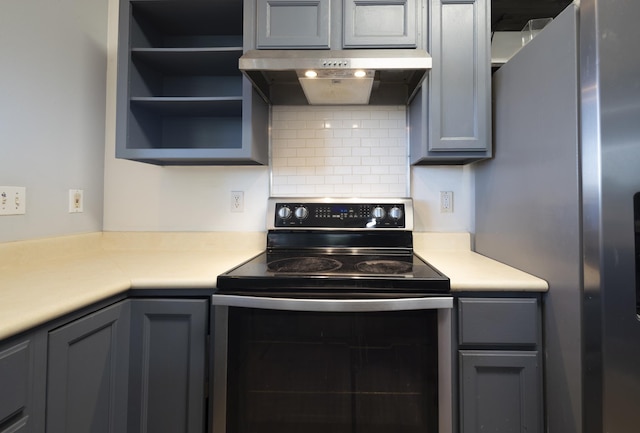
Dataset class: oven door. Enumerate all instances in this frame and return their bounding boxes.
[210,295,454,433]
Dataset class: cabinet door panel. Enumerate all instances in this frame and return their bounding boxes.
[46,302,130,433]
[343,0,417,47]
[128,299,208,433]
[430,0,489,151]
[0,341,29,425]
[256,0,330,48]
[459,351,542,433]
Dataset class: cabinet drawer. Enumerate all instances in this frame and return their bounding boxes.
[0,341,29,423]
[458,298,539,345]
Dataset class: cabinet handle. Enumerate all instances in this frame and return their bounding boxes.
[211,294,453,312]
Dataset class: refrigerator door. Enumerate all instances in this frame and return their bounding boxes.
[581,0,640,430]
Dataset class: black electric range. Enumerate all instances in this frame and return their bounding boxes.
[216,198,450,296]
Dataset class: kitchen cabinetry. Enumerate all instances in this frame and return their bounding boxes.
[116,0,268,165]
[2,295,209,433]
[253,0,421,49]
[457,296,543,433]
[127,298,208,433]
[0,336,37,433]
[46,301,131,433]
[409,0,491,164]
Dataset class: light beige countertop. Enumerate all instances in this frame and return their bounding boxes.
[0,231,547,340]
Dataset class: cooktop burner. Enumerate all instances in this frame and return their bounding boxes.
[355,259,413,274]
[267,257,343,273]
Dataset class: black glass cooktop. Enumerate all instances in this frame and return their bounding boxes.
[216,252,450,293]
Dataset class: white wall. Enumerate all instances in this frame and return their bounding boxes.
[102,0,474,233]
[0,0,108,243]
[55,0,474,236]
[411,165,475,232]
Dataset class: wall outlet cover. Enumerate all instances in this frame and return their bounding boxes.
[0,186,26,215]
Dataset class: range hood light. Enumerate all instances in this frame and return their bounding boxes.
[298,69,375,105]
[305,70,318,78]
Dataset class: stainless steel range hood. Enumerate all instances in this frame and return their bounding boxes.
[239,49,432,105]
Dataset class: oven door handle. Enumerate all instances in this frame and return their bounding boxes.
[211,294,453,312]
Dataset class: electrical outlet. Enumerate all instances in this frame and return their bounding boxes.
[440,191,453,213]
[231,191,244,213]
[0,186,26,215]
[69,189,84,213]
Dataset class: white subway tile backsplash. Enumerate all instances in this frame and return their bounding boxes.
[271,106,408,197]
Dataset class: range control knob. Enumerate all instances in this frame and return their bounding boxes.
[389,206,403,220]
[277,206,292,220]
[372,206,386,220]
[294,206,309,220]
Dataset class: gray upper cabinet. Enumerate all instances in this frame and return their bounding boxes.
[343,0,417,48]
[116,0,268,165]
[256,0,331,48]
[410,0,491,164]
[253,0,421,49]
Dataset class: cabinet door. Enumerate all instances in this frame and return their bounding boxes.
[256,0,330,48]
[46,301,130,433]
[459,350,542,433]
[409,0,491,164]
[343,0,417,47]
[0,339,32,433]
[127,299,208,433]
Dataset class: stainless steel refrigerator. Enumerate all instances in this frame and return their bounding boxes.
[474,2,640,432]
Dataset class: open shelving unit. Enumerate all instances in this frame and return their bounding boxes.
[116,0,268,165]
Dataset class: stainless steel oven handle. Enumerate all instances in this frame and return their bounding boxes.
[211,294,453,312]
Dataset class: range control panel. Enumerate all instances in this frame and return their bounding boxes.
[271,200,410,229]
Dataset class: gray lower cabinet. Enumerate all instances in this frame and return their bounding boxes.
[457,297,543,433]
[1,296,209,433]
[0,337,35,433]
[46,301,131,433]
[409,0,491,164]
[127,298,209,433]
